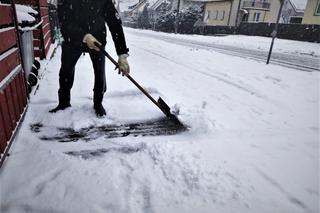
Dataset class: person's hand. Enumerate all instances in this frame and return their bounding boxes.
[83,33,101,51]
[118,54,130,76]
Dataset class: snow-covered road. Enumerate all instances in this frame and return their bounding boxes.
[125,28,320,72]
[0,29,319,213]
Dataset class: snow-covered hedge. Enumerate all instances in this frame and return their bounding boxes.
[155,6,202,34]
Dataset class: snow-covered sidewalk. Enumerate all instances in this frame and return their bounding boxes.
[0,29,319,213]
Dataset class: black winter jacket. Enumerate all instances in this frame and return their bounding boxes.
[58,0,129,55]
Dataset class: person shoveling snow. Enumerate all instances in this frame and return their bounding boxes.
[49,0,130,117]
[48,0,186,136]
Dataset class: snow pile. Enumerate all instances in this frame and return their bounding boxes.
[0,29,319,213]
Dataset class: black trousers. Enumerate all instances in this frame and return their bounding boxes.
[58,42,106,105]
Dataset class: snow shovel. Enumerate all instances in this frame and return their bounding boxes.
[95,42,185,127]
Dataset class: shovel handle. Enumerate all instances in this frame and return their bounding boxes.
[94,42,118,67]
[94,42,161,109]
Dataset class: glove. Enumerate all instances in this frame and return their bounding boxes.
[83,33,101,51]
[118,54,130,76]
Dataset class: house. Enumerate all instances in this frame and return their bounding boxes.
[149,0,170,21]
[302,0,320,24]
[171,0,203,11]
[240,0,275,23]
[191,0,241,26]
[281,0,307,23]
[176,0,308,28]
[117,0,137,19]
[240,0,307,23]
[127,0,148,21]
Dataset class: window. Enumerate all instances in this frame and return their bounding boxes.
[220,10,225,20]
[253,12,260,22]
[315,0,320,15]
[215,10,219,20]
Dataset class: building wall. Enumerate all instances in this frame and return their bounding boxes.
[302,0,320,24]
[246,9,268,22]
[204,1,231,26]
[241,0,304,24]
[229,0,240,25]
[264,0,281,22]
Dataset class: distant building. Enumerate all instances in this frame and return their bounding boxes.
[128,0,148,21]
[240,0,269,23]
[302,0,320,24]
[171,0,203,11]
[197,0,308,27]
[281,0,307,23]
[239,0,307,23]
[191,0,241,27]
[149,0,170,22]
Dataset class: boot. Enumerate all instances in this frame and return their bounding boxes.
[93,92,106,117]
[49,103,71,113]
[49,90,71,113]
[94,103,106,117]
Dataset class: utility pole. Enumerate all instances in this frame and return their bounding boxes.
[266,0,285,64]
[174,0,181,34]
[235,0,243,28]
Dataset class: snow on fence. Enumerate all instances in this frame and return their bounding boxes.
[0,3,28,167]
[15,0,52,59]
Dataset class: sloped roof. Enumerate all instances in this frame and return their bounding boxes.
[188,0,226,2]
[290,0,307,11]
[131,0,147,11]
[120,0,166,11]
[119,0,139,12]
[149,0,166,10]
[146,0,160,8]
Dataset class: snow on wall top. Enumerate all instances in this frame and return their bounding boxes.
[16,4,38,23]
[16,4,38,15]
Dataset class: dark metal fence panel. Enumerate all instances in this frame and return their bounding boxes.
[204,26,237,35]
[238,22,320,42]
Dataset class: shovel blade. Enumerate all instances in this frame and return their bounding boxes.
[157,97,171,116]
[157,97,184,126]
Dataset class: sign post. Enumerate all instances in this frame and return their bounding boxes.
[267,0,285,64]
